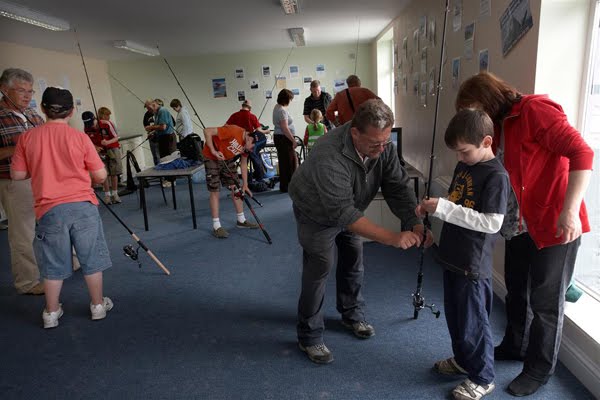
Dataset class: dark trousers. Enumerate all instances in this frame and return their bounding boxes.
[444,271,495,385]
[248,132,267,181]
[157,133,177,159]
[294,207,365,346]
[149,138,160,165]
[273,134,297,192]
[500,233,580,382]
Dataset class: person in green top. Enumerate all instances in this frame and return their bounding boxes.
[303,109,327,151]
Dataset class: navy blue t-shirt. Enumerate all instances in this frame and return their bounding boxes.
[437,157,509,279]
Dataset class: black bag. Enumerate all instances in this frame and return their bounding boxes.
[177,134,204,162]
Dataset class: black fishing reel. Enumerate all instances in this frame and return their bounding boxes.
[412,291,441,320]
[123,244,142,268]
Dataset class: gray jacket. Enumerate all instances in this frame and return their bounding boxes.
[289,123,420,229]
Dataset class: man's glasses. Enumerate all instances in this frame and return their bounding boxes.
[12,88,35,96]
[366,139,393,150]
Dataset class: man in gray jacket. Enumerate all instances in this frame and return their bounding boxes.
[289,99,433,364]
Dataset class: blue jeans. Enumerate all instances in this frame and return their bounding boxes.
[34,202,112,280]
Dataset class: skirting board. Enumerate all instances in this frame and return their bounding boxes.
[491,269,600,398]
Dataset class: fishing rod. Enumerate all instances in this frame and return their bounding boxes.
[109,72,204,131]
[354,19,360,75]
[222,160,272,245]
[74,30,170,275]
[160,49,207,130]
[411,0,450,320]
[257,46,295,121]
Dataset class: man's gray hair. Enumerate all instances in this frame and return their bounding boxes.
[351,99,394,133]
[0,68,34,88]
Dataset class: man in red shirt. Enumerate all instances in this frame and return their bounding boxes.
[326,75,379,127]
[11,87,113,329]
[202,125,259,238]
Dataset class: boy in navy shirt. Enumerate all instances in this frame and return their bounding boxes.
[416,109,509,400]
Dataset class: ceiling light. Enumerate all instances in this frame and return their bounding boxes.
[280,0,298,15]
[0,0,70,31]
[288,27,305,47]
[113,40,160,57]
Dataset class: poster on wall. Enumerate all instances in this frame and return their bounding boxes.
[500,0,534,57]
[262,65,271,78]
[212,78,227,98]
[265,89,273,99]
[303,76,313,89]
[412,73,419,96]
[413,29,419,54]
[402,74,408,95]
[289,65,299,78]
[429,18,436,47]
[276,75,287,89]
[235,68,245,79]
[249,79,259,90]
[316,64,326,77]
[402,37,408,60]
[334,79,347,93]
[238,90,246,101]
[464,22,475,60]
[428,68,436,95]
[38,78,47,94]
[292,88,300,96]
[480,0,491,18]
[479,49,489,72]
[452,57,461,89]
[420,81,428,106]
[420,47,427,74]
[453,0,462,32]
[419,16,427,40]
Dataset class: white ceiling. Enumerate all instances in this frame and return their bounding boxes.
[0,0,411,60]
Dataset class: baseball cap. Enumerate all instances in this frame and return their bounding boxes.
[41,87,73,112]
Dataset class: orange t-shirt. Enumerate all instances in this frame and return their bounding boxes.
[11,121,106,219]
[202,125,249,161]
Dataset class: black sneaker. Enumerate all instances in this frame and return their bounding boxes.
[341,319,375,339]
[507,372,544,397]
[298,342,333,364]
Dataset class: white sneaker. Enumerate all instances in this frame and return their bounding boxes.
[90,297,114,320]
[452,379,495,400]
[42,304,64,329]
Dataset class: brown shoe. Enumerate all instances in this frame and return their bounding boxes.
[25,282,45,295]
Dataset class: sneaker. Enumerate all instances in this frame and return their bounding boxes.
[236,220,259,229]
[434,357,468,375]
[162,180,172,188]
[42,304,64,329]
[103,194,112,204]
[90,297,114,320]
[341,319,375,339]
[452,379,495,400]
[111,194,122,204]
[213,227,229,239]
[298,342,334,364]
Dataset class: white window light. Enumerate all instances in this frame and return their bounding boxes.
[113,40,160,57]
[280,0,298,15]
[0,0,70,31]
[288,27,305,47]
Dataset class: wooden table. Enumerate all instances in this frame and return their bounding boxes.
[135,164,204,231]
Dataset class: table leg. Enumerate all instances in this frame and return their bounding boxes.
[188,175,197,229]
[171,179,177,210]
[139,178,149,231]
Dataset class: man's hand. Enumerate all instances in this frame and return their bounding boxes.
[556,209,583,244]
[388,231,422,249]
[412,224,434,248]
[242,185,253,197]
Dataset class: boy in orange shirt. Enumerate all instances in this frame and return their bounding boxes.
[11,87,113,329]
[202,125,259,238]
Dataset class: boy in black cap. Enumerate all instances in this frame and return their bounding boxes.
[11,87,114,329]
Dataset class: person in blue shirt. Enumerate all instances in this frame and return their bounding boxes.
[147,99,176,160]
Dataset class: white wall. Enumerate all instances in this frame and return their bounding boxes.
[0,40,115,132]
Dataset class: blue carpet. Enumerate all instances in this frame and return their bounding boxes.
[0,181,594,399]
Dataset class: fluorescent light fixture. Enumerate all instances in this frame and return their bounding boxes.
[113,40,160,57]
[288,27,305,47]
[0,0,70,31]
[280,0,298,15]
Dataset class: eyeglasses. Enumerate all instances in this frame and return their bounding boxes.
[366,139,393,150]
[12,88,35,96]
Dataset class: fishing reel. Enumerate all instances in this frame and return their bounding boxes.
[412,290,441,320]
[123,244,142,268]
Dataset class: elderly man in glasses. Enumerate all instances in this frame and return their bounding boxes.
[289,99,434,364]
[0,68,46,295]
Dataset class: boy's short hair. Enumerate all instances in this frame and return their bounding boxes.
[97,106,111,119]
[41,87,73,119]
[444,108,493,148]
[170,98,182,108]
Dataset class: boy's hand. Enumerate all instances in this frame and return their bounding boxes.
[416,198,439,217]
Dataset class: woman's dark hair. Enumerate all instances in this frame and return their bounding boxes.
[455,72,522,124]
[277,89,294,106]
